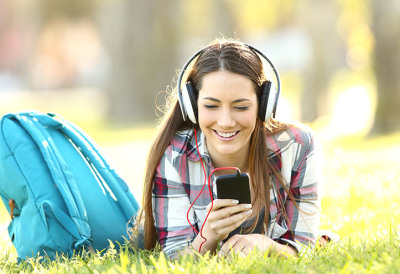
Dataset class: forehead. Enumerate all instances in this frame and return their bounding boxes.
[199,71,257,99]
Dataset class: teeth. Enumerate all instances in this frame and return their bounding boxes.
[216,131,237,138]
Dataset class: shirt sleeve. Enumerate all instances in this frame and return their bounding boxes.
[152,148,198,259]
[274,127,322,253]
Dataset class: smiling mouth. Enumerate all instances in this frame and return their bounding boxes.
[214,130,239,138]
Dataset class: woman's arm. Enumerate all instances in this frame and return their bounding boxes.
[152,151,197,257]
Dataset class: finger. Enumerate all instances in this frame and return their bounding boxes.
[228,243,247,258]
[220,236,238,255]
[212,208,252,229]
[208,199,239,211]
[223,203,252,217]
[212,209,252,236]
[221,238,247,258]
[210,203,252,221]
[241,246,252,256]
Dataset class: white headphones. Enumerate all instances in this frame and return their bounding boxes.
[177,43,281,124]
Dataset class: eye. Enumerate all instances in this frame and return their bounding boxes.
[204,104,218,109]
[235,106,249,111]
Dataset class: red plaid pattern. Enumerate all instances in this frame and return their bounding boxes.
[152,124,322,258]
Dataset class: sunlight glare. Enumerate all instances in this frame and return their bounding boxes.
[330,86,374,136]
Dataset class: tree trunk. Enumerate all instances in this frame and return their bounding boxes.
[97,0,181,123]
[370,0,400,134]
[211,0,238,39]
[297,0,343,122]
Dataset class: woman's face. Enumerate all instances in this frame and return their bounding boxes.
[197,70,258,162]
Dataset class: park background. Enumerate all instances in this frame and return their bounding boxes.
[0,0,399,271]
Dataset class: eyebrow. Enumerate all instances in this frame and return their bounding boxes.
[201,97,251,103]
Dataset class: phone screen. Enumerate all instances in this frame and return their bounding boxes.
[216,173,251,204]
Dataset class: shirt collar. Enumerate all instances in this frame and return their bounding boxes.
[187,128,213,166]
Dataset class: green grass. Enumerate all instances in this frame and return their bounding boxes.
[1,239,399,273]
[1,127,399,273]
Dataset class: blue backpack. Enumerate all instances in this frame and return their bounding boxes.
[0,110,141,260]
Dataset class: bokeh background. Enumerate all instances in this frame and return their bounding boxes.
[1,0,399,259]
[1,0,399,134]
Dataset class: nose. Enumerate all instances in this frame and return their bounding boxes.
[217,108,235,129]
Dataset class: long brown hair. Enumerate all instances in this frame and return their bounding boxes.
[132,38,290,250]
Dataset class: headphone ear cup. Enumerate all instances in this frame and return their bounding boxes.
[258,81,271,122]
[182,81,198,124]
[259,81,278,122]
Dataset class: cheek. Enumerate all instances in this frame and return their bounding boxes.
[236,111,258,129]
[198,109,214,129]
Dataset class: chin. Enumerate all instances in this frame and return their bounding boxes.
[215,146,241,157]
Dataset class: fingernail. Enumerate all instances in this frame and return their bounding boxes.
[232,200,239,204]
[244,204,252,209]
[246,209,253,215]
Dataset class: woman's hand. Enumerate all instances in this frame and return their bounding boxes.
[202,199,252,242]
[219,234,271,256]
[219,234,298,257]
[191,199,252,254]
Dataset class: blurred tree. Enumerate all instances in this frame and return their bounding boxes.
[370,0,400,134]
[297,0,344,122]
[97,0,182,123]
[211,0,238,39]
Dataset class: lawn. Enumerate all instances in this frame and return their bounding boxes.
[0,125,399,273]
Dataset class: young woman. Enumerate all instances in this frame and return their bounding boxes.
[134,39,321,259]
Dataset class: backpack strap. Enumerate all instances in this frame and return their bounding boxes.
[14,112,92,249]
[55,115,140,220]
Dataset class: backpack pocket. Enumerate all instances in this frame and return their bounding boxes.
[39,200,90,253]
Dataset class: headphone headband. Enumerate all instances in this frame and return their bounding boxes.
[177,42,281,122]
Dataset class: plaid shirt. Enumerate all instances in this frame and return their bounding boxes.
[152,125,321,258]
